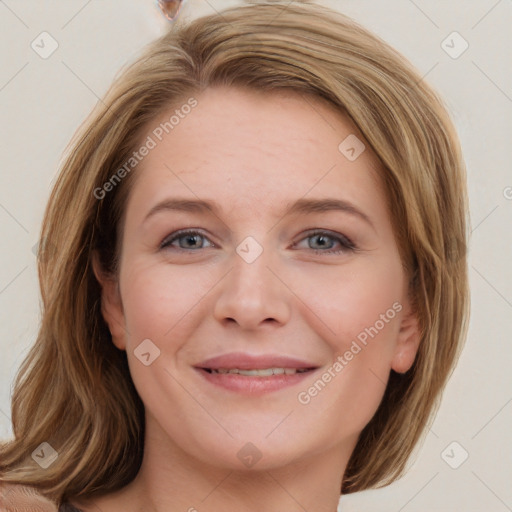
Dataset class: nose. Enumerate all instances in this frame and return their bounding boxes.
[213,240,291,331]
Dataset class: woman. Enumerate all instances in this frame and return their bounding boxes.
[0,2,470,511]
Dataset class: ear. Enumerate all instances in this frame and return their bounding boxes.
[92,250,127,351]
[391,299,421,374]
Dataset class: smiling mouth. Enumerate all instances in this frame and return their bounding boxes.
[201,367,316,376]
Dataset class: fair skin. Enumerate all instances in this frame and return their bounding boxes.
[81,86,420,512]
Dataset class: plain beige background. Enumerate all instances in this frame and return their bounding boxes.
[0,1,511,510]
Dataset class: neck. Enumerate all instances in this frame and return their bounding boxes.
[72,417,353,512]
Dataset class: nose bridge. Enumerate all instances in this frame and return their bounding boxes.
[234,235,273,288]
[213,234,290,328]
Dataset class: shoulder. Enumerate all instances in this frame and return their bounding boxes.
[0,481,58,511]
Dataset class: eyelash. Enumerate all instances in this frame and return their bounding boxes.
[160,229,356,256]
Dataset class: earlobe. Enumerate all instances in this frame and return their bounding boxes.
[391,302,421,374]
[92,251,127,351]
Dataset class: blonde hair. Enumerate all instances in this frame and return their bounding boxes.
[0,0,470,503]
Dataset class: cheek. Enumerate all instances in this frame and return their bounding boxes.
[291,257,404,426]
[120,260,216,346]
[118,263,214,417]
[294,254,404,354]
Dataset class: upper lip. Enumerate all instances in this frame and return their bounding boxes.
[195,352,319,370]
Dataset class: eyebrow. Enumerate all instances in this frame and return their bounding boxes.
[143,197,376,231]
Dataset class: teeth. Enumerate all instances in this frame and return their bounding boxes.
[209,367,310,376]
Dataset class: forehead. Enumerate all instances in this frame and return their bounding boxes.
[124,86,387,226]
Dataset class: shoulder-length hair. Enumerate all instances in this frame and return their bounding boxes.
[0,0,470,503]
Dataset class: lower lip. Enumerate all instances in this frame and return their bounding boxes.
[195,368,317,394]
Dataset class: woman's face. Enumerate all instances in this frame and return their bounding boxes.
[96,86,420,471]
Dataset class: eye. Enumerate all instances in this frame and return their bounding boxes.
[160,228,356,255]
[293,230,356,255]
[160,229,214,251]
